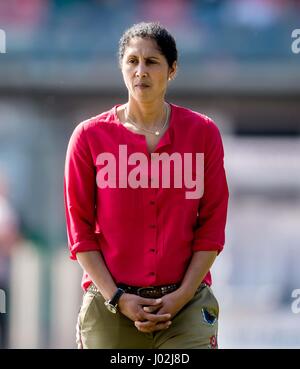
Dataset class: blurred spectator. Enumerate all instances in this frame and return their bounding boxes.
[0,0,48,28]
[138,0,191,28]
[0,172,20,349]
[137,0,202,53]
[0,0,298,59]
[0,0,49,54]
[222,0,286,29]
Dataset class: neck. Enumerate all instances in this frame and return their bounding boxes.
[126,99,166,129]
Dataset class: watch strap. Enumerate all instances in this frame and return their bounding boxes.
[109,288,125,307]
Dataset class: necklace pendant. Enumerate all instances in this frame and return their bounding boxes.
[155,131,160,136]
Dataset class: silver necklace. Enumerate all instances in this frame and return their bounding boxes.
[124,103,170,136]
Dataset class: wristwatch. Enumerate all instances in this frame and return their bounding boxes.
[104,288,125,314]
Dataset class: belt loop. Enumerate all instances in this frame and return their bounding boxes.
[87,283,99,295]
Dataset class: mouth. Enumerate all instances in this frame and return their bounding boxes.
[135,83,150,89]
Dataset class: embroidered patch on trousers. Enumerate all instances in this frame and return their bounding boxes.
[202,308,217,325]
[210,335,218,349]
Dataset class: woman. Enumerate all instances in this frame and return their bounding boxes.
[64,22,229,349]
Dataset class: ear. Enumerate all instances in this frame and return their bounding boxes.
[168,61,177,81]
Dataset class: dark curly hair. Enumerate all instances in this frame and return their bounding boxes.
[118,22,178,68]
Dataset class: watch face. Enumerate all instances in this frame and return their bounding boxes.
[105,301,117,314]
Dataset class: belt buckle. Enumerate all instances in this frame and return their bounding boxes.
[137,286,156,297]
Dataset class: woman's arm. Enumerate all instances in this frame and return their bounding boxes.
[65,125,170,330]
[176,250,218,300]
[136,250,217,332]
[137,120,228,332]
[76,251,119,301]
[77,251,172,330]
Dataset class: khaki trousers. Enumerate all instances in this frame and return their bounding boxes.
[76,283,219,349]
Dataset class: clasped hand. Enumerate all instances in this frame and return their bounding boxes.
[118,290,187,333]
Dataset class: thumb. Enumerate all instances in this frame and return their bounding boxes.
[143,304,161,313]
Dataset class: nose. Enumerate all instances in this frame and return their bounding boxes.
[135,63,148,78]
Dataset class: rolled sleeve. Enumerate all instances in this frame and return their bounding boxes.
[192,118,229,254]
[64,123,101,260]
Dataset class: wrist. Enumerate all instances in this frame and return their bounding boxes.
[175,285,197,303]
[104,287,125,314]
[117,292,129,312]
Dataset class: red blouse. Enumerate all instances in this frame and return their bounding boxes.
[64,103,229,290]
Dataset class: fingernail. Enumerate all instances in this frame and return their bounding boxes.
[156,299,162,304]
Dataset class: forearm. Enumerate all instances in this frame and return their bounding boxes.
[76,251,117,300]
[177,250,218,301]
[77,251,171,328]
[142,250,218,322]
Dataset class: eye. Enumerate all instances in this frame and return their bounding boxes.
[128,59,137,64]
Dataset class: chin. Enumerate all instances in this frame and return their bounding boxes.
[132,93,153,103]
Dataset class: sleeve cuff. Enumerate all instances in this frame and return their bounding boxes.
[69,240,101,260]
[192,239,224,255]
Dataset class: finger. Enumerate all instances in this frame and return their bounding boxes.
[152,321,172,332]
[139,312,171,324]
[135,320,172,333]
[143,305,161,313]
[134,320,155,331]
[155,308,170,316]
[139,297,162,306]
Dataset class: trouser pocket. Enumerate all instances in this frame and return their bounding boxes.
[76,291,97,349]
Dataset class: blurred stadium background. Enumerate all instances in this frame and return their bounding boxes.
[0,0,300,349]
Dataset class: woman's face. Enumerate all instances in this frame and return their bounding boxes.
[121,37,176,103]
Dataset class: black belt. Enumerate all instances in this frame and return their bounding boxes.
[87,282,207,299]
[117,283,180,298]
